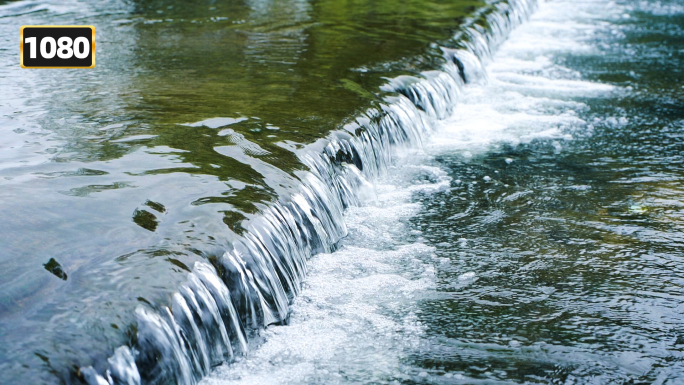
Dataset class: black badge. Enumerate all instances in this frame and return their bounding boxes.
[21,26,95,68]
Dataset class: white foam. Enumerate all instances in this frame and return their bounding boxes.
[202,161,438,385]
[631,0,684,16]
[202,0,624,383]
[428,0,621,158]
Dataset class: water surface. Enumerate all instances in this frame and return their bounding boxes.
[1,0,683,383]
[0,0,488,382]
[203,0,684,383]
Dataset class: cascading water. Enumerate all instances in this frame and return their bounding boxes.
[80,1,539,383]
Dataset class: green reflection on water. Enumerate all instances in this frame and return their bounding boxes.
[0,0,489,383]
[124,0,483,179]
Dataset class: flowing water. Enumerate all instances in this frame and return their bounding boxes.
[1,0,683,383]
[200,1,684,383]
[0,0,489,382]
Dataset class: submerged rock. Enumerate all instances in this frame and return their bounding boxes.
[43,258,67,281]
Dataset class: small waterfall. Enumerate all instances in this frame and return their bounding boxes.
[82,0,537,383]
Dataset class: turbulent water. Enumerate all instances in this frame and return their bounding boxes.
[199,0,684,383]
[1,0,683,383]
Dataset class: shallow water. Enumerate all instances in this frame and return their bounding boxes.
[1,0,683,383]
[412,1,684,382]
[203,0,684,383]
[0,0,487,382]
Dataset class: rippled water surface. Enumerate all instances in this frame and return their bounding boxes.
[0,0,487,382]
[1,0,683,383]
[204,0,684,384]
[412,1,684,382]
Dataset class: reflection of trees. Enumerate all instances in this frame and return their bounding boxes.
[120,0,482,191]
[0,0,492,382]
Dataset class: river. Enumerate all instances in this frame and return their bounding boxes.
[1,0,683,383]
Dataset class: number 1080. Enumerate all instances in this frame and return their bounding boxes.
[21,26,95,68]
[24,36,90,59]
